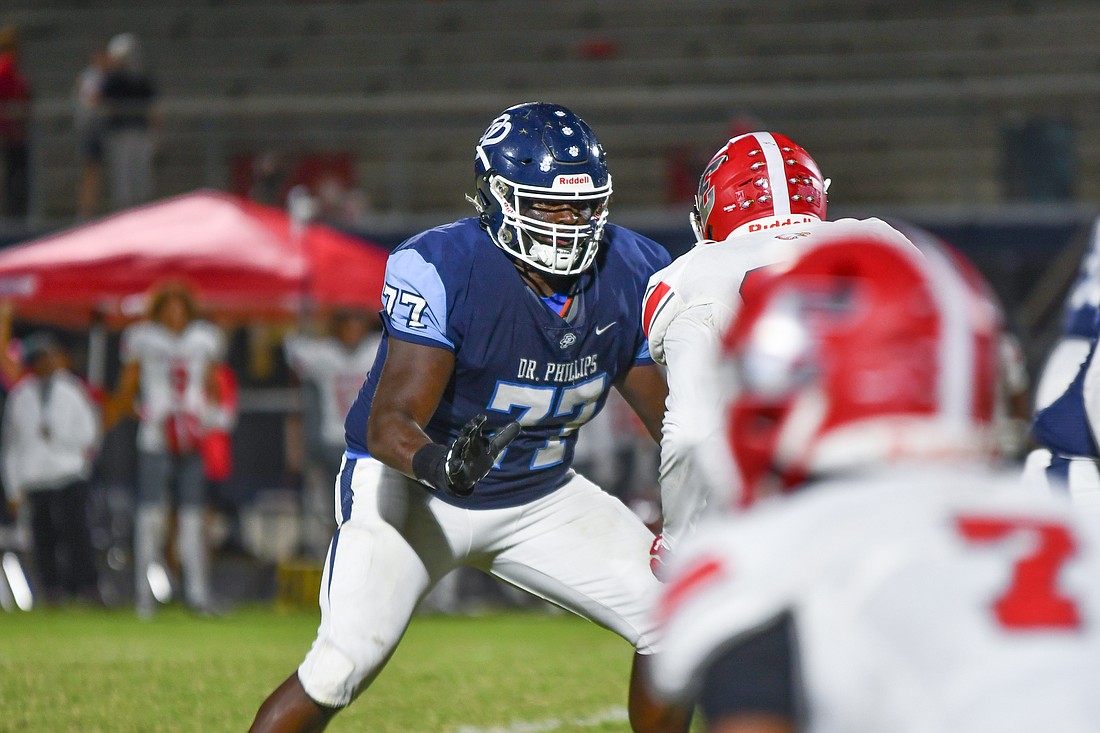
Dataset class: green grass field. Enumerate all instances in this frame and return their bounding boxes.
[0,605,659,733]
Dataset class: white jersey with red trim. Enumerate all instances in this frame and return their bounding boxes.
[640,218,914,549]
[650,466,1100,732]
[121,319,225,453]
[285,334,381,450]
[642,217,913,363]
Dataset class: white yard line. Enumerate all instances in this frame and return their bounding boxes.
[450,705,629,733]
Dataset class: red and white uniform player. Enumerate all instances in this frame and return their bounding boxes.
[649,233,1100,732]
[121,316,225,454]
[117,294,226,617]
[641,132,915,569]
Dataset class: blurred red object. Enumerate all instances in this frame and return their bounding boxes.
[0,190,389,328]
[201,363,238,482]
[231,151,354,207]
[578,37,619,60]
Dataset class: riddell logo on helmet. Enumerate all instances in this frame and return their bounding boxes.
[555,174,593,188]
[749,216,816,232]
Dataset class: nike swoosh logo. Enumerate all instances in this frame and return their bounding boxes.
[595,322,617,335]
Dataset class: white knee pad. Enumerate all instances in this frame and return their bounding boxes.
[1022,449,1054,492]
[298,639,360,708]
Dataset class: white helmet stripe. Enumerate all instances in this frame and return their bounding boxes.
[921,242,975,429]
[475,144,491,171]
[754,132,793,219]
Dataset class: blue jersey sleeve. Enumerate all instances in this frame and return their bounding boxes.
[1063,218,1100,338]
[380,248,454,350]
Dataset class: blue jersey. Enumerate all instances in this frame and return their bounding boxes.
[344,217,671,508]
[1031,334,1100,458]
[1031,216,1100,459]
[1062,217,1100,338]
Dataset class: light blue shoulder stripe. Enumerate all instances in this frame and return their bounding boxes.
[384,249,453,349]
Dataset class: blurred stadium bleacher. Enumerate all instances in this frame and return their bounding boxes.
[5,0,1099,224]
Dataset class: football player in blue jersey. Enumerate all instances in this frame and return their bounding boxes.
[1025,216,1100,506]
[249,102,690,732]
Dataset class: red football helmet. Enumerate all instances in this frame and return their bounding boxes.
[720,233,1002,506]
[690,132,828,243]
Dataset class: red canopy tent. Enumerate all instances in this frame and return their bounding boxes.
[0,190,390,329]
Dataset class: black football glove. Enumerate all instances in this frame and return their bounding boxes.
[413,414,521,498]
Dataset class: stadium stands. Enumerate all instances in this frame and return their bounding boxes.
[4,0,1099,223]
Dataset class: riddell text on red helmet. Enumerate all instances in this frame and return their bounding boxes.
[748,216,817,233]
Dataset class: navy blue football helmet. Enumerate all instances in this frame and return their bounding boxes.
[469,102,613,276]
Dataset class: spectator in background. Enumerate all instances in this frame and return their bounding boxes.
[284,309,380,560]
[106,282,225,617]
[100,32,158,211]
[1,333,101,606]
[0,24,31,221]
[313,173,372,228]
[248,149,288,207]
[74,45,108,221]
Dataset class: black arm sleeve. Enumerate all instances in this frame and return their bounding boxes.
[698,611,800,724]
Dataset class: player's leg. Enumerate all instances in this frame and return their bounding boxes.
[485,473,691,733]
[249,457,457,732]
[248,673,336,733]
[134,449,171,617]
[28,491,62,602]
[57,479,99,600]
[175,452,211,611]
[628,652,693,733]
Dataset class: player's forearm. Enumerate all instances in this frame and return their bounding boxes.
[0,301,21,385]
[658,444,707,549]
[366,410,433,478]
[616,364,669,443]
[366,338,456,477]
[105,361,141,429]
[658,313,729,545]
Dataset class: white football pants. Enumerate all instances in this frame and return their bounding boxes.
[1023,448,1100,512]
[297,456,662,707]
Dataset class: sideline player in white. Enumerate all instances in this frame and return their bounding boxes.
[249,102,690,733]
[640,132,915,573]
[648,232,1100,732]
[1024,215,1100,507]
[107,282,226,617]
[284,309,381,559]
